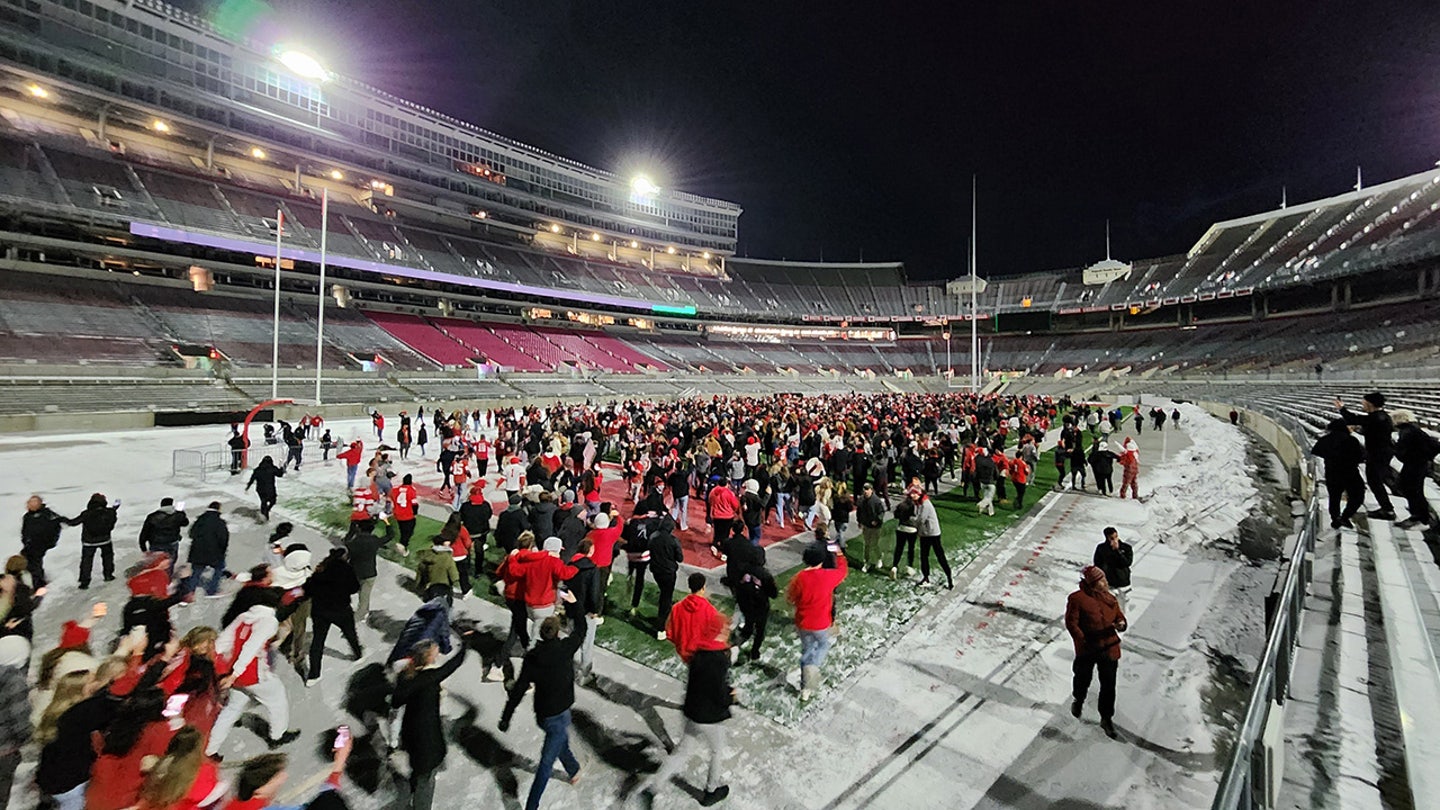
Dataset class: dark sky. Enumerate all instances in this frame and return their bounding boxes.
[236,1,1440,280]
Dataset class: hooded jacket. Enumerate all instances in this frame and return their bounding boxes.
[21,505,66,553]
[459,494,494,538]
[647,523,684,577]
[414,545,459,592]
[306,553,361,617]
[66,495,117,546]
[508,549,578,608]
[1065,582,1126,660]
[787,553,849,631]
[565,554,602,617]
[494,504,530,552]
[387,598,453,665]
[215,605,280,686]
[665,593,721,663]
[186,509,229,565]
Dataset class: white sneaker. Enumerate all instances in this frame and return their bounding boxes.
[594,617,605,626]
[800,689,814,702]
[656,630,667,641]
[905,566,915,577]
[889,566,897,580]
[304,677,318,688]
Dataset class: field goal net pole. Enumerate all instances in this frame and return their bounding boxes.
[240,398,293,469]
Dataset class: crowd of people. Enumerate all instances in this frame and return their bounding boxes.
[5,389,1175,809]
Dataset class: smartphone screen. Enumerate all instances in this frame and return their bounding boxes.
[163,694,190,718]
[334,725,351,749]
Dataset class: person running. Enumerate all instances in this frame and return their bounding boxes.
[207,589,298,756]
[732,540,778,663]
[1066,565,1127,739]
[638,611,734,806]
[245,456,284,521]
[1311,419,1366,529]
[498,609,587,810]
[394,633,471,810]
[787,539,849,702]
[303,547,364,686]
[186,502,229,598]
[137,498,188,577]
[1336,392,1397,521]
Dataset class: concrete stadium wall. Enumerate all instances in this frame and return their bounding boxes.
[0,410,156,433]
[1200,401,1312,499]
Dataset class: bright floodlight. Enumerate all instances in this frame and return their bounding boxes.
[151,119,171,133]
[278,50,328,81]
[251,147,267,160]
[550,224,562,234]
[328,169,344,181]
[631,175,660,197]
[26,84,49,99]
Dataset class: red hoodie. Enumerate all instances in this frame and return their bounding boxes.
[509,549,579,608]
[587,519,623,568]
[787,554,849,631]
[337,442,363,467]
[708,486,739,521]
[666,593,721,663]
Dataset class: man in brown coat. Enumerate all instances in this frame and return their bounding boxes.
[1065,565,1128,738]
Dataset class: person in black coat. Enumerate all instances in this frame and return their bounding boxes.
[458,490,494,554]
[1092,527,1134,590]
[305,547,363,684]
[345,519,393,621]
[556,501,589,558]
[65,493,117,590]
[639,612,734,805]
[186,502,230,597]
[1392,409,1439,530]
[499,610,586,810]
[565,540,602,680]
[1088,441,1117,497]
[394,635,470,810]
[1312,418,1367,529]
[138,498,189,576]
[494,496,530,554]
[732,546,777,662]
[1336,392,1396,519]
[530,491,559,541]
[246,456,285,521]
[647,516,685,638]
[21,495,66,589]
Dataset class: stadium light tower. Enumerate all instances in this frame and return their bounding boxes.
[631,174,660,198]
[277,49,329,81]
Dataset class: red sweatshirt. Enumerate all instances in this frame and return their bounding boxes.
[509,549,579,608]
[666,594,721,663]
[587,520,623,568]
[787,554,849,631]
[708,486,739,521]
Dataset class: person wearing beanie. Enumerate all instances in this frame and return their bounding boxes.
[584,508,622,616]
[787,535,849,701]
[119,555,182,659]
[303,547,363,686]
[0,634,30,800]
[639,611,734,806]
[459,484,494,557]
[186,502,229,598]
[740,478,766,546]
[137,497,189,576]
[1312,418,1366,529]
[391,473,419,552]
[1116,437,1141,500]
[1066,565,1127,738]
[1336,392,1397,520]
[507,536,578,644]
[1088,440,1117,497]
[1392,409,1439,530]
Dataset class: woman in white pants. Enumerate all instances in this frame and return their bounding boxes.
[206,595,296,755]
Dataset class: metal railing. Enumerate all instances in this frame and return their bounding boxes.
[1211,455,1321,810]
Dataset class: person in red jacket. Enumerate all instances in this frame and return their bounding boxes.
[337,440,363,490]
[510,536,578,643]
[391,474,419,552]
[585,509,623,616]
[707,484,739,560]
[1010,455,1031,510]
[665,573,721,659]
[86,687,177,810]
[787,542,849,701]
[1066,565,1128,738]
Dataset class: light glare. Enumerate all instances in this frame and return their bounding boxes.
[630,175,660,197]
[26,84,49,99]
[278,50,328,81]
[151,119,171,133]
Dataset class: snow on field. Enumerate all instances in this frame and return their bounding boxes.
[2,401,1274,809]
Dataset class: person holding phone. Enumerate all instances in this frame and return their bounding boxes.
[138,498,189,577]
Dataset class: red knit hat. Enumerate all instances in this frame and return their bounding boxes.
[59,620,90,650]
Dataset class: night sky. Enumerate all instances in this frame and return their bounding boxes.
[217,1,1440,280]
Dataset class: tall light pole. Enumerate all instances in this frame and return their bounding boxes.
[314,188,329,405]
[271,209,284,400]
[971,176,979,392]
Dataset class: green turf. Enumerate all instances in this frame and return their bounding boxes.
[292,446,1069,723]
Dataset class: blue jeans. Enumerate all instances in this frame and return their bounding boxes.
[799,627,833,668]
[748,523,762,546]
[528,709,580,810]
[188,561,225,596]
[773,492,789,524]
[346,465,358,489]
[51,781,87,810]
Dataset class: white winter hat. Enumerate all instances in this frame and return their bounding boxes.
[743,479,759,495]
[0,636,29,668]
[593,513,611,530]
[1391,409,1415,425]
[543,536,563,553]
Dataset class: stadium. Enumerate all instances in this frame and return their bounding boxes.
[0,1,1437,809]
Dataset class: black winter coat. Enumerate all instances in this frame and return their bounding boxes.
[138,508,189,551]
[1093,540,1135,589]
[458,499,493,538]
[684,648,734,724]
[494,507,529,552]
[21,506,65,553]
[501,615,585,726]
[531,501,559,541]
[648,527,684,577]
[306,557,361,617]
[1312,432,1365,476]
[187,510,229,565]
[1340,407,1395,459]
[564,555,602,617]
[345,522,393,580]
[66,499,117,546]
[394,644,468,774]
